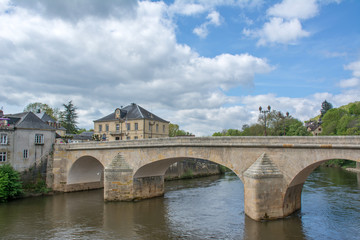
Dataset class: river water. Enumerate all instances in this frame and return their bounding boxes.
[1,167,359,240]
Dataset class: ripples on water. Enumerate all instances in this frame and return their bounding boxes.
[0,167,359,239]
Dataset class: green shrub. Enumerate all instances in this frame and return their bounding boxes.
[0,164,23,202]
[181,169,194,179]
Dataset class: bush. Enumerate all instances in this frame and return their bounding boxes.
[0,164,23,202]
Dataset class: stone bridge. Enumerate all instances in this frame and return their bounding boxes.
[51,136,360,221]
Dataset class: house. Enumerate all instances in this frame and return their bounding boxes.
[66,131,93,143]
[0,109,56,172]
[305,120,322,136]
[93,103,169,141]
[35,111,67,137]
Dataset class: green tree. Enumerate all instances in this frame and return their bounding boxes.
[0,164,23,202]
[60,100,78,134]
[320,100,333,116]
[24,102,60,120]
[169,123,192,137]
[286,119,311,136]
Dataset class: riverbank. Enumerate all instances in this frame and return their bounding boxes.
[345,167,360,173]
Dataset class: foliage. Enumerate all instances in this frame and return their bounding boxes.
[0,164,23,202]
[320,102,360,135]
[23,178,51,194]
[77,128,87,134]
[180,169,194,179]
[213,110,309,137]
[24,102,60,120]
[320,100,333,116]
[60,100,78,134]
[169,123,192,137]
[323,159,356,168]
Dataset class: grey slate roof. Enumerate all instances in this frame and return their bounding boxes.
[6,112,55,130]
[94,103,169,123]
[35,112,67,130]
[35,112,56,123]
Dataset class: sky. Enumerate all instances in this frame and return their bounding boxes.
[0,0,359,136]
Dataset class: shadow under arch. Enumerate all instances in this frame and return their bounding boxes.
[283,158,358,217]
[133,157,240,180]
[67,155,104,191]
[132,157,242,200]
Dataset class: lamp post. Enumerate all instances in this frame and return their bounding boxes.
[259,105,271,136]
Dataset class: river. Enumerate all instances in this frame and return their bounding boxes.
[0,167,359,240]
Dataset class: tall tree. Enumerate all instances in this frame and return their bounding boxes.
[320,100,333,116]
[60,100,78,134]
[24,102,60,120]
[169,123,192,137]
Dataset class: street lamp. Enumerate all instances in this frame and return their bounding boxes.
[259,105,271,136]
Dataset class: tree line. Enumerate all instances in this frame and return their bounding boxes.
[24,101,80,134]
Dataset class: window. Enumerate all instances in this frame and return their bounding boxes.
[106,124,109,132]
[116,124,120,131]
[126,136,130,140]
[134,136,138,139]
[115,137,120,140]
[0,134,7,144]
[23,149,28,159]
[149,123,151,131]
[127,123,130,131]
[156,124,159,132]
[0,152,6,162]
[163,125,165,133]
[35,134,44,144]
[135,123,138,130]
[102,134,106,141]
[99,124,102,132]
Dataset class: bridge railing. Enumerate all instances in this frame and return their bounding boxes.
[55,136,360,151]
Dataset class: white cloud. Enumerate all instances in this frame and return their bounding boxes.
[193,10,221,38]
[339,78,360,88]
[207,10,221,25]
[345,60,360,78]
[168,0,263,16]
[267,0,318,20]
[0,0,272,133]
[339,60,360,89]
[243,0,338,46]
[244,17,309,46]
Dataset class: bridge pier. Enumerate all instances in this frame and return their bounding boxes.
[133,176,165,200]
[104,153,165,201]
[243,153,286,221]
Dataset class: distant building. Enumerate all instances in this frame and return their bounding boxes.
[66,131,93,143]
[305,120,322,136]
[93,103,169,141]
[0,109,56,172]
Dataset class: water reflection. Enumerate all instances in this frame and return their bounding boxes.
[243,215,306,240]
[0,167,359,239]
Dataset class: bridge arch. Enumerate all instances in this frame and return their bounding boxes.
[133,157,239,179]
[67,155,104,191]
[283,157,359,217]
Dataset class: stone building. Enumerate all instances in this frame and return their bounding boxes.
[93,103,169,141]
[305,120,322,136]
[0,109,56,172]
[35,111,67,137]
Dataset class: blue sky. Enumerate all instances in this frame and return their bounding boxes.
[0,0,359,136]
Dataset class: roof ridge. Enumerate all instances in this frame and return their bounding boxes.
[136,104,144,118]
